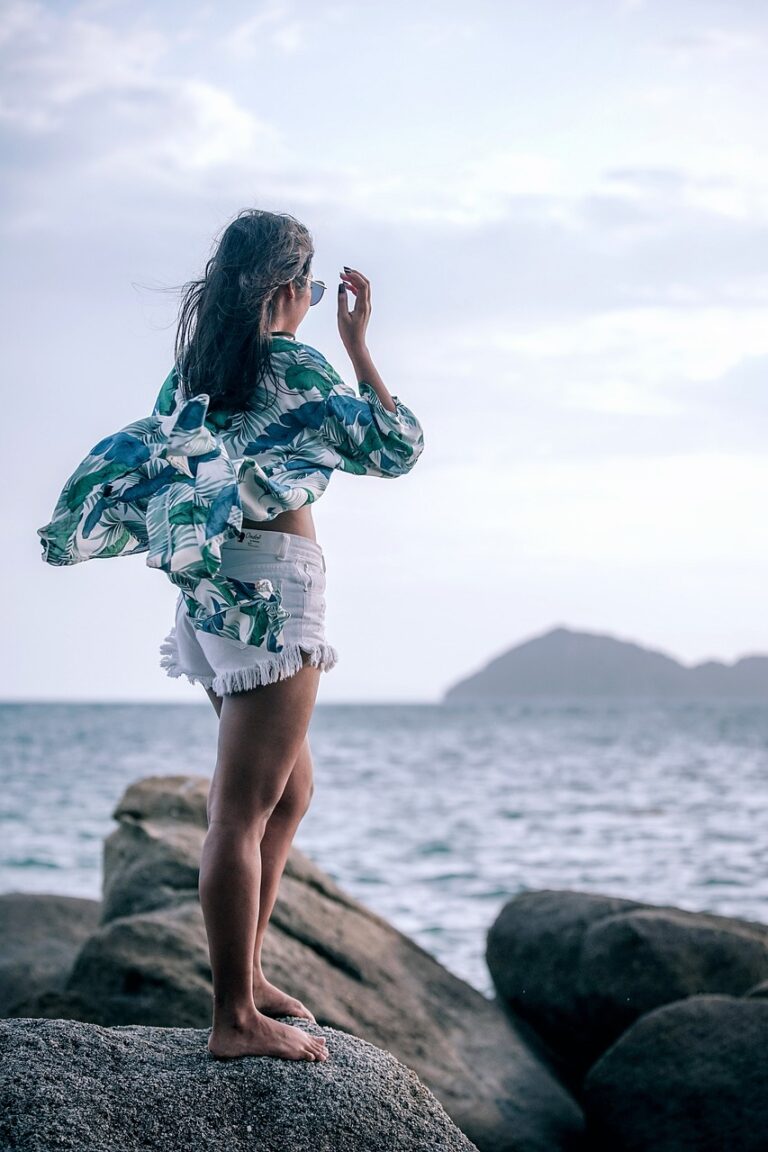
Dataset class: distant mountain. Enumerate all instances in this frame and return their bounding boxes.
[443,626,768,702]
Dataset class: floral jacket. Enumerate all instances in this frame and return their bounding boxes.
[37,337,424,651]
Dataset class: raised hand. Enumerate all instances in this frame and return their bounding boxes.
[338,267,371,352]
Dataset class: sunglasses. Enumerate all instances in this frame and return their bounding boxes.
[309,279,326,306]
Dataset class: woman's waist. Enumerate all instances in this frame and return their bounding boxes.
[241,505,316,541]
[221,525,325,569]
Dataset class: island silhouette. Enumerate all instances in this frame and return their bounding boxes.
[443,626,768,702]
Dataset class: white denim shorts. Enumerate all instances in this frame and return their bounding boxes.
[159,529,338,695]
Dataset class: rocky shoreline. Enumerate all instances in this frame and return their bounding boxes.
[1,774,767,1150]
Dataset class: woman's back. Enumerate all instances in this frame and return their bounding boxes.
[153,333,424,528]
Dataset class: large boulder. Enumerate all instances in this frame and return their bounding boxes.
[256,851,585,1152]
[0,1016,478,1152]
[11,775,585,1152]
[24,901,213,1027]
[486,889,768,1082]
[582,994,768,1151]
[101,774,210,922]
[9,776,213,1027]
[0,893,100,1016]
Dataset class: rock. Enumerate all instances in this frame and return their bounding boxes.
[486,890,645,1081]
[101,774,210,922]
[0,1016,479,1152]
[51,901,211,1027]
[9,776,213,1026]
[12,775,585,1152]
[486,889,768,1082]
[258,853,585,1152]
[579,906,768,1053]
[0,893,100,1016]
[582,995,768,1151]
[113,774,210,829]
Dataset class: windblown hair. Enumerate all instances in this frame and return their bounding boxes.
[174,209,314,413]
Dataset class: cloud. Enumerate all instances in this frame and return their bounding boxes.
[330,150,566,227]
[483,306,768,384]
[388,303,768,469]
[0,2,295,228]
[602,161,768,224]
[696,352,768,425]
[222,1,309,58]
[660,27,763,59]
[86,80,283,179]
[0,4,167,131]
[403,447,768,571]
[3,2,768,255]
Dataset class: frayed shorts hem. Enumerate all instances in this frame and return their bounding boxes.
[159,628,339,695]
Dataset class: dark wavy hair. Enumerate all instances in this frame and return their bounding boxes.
[174,209,314,413]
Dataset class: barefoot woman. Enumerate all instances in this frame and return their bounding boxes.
[153,210,425,1060]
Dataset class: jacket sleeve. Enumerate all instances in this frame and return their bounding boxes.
[37,395,242,578]
[311,354,425,478]
[151,367,182,417]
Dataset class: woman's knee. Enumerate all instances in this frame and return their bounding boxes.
[206,799,276,840]
[206,759,289,831]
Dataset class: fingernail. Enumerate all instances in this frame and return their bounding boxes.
[343,265,351,271]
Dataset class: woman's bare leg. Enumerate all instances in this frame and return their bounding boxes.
[251,735,315,1018]
[199,667,327,1061]
[203,688,316,1020]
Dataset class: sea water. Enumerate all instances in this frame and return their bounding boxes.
[2,700,767,996]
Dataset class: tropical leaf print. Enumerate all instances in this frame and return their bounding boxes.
[39,336,423,657]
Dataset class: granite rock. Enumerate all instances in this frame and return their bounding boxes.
[0,893,100,1016]
[0,1016,479,1152]
[582,994,768,1151]
[486,889,768,1082]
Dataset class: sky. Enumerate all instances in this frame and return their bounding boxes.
[3,0,767,702]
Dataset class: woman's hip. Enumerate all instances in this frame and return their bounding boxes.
[219,528,326,582]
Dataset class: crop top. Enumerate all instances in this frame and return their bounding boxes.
[37,336,424,652]
[151,334,424,521]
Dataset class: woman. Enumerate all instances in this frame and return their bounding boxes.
[154,209,424,1062]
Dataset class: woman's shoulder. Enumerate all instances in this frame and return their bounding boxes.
[281,337,333,371]
[278,338,347,398]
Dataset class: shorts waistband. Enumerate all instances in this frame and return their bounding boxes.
[221,527,324,566]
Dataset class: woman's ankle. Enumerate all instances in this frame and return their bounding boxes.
[212,996,258,1028]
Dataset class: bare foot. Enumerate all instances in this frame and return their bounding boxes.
[207,1008,328,1062]
[253,976,316,1023]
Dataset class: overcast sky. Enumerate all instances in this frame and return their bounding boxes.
[4,0,767,702]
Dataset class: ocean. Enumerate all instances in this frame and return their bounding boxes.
[2,700,767,997]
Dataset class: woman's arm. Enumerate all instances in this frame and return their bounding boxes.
[346,343,397,415]
[338,268,397,414]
